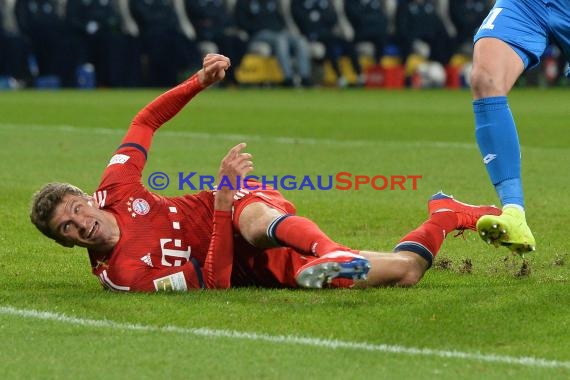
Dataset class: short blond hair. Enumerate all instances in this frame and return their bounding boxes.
[30,182,87,240]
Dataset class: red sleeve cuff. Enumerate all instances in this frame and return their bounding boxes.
[214,210,232,219]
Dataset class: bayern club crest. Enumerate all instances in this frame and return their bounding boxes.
[128,198,150,217]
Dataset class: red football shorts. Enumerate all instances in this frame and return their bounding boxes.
[228,181,353,288]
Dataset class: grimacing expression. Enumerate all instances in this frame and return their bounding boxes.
[48,194,117,249]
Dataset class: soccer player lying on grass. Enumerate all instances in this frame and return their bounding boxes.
[30,54,501,292]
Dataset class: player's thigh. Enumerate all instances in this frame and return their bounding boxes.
[238,202,283,246]
[472,38,524,96]
[233,184,297,248]
[475,0,549,71]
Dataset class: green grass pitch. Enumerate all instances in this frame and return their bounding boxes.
[0,86,569,379]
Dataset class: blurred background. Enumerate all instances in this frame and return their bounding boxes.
[1,0,568,90]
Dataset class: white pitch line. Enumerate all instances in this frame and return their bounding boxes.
[3,122,566,153]
[0,122,477,150]
[1,122,567,153]
[1,305,569,370]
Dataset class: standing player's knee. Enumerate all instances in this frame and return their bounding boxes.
[471,65,503,98]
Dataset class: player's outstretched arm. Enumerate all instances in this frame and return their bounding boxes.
[98,54,232,191]
[203,143,254,289]
[119,54,231,153]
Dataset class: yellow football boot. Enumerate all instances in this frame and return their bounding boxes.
[476,206,536,254]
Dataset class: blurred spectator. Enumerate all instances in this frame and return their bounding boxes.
[0,0,31,86]
[184,0,246,86]
[15,0,76,86]
[395,0,452,65]
[449,0,492,55]
[66,0,137,87]
[129,0,201,87]
[235,0,312,87]
[291,0,364,87]
[344,0,389,63]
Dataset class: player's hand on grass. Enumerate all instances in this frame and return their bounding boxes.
[198,54,231,87]
[215,143,253,211]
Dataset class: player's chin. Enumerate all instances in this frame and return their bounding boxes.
[75,240,91,249]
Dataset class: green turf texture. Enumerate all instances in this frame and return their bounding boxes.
[0,87,568,379]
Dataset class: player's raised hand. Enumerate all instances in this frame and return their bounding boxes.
[215,143,253,211]
[198,54,231,87]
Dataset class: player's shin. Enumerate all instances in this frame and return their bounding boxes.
[393,212,457,268]
[473,96,524,207]
[267,214,349,256]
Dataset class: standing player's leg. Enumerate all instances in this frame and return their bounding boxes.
[471,38,535,253]
[469,2,549,253]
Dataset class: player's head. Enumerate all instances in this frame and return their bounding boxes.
[30,183,117,250]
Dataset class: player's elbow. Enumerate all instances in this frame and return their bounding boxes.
[131,111,161,132]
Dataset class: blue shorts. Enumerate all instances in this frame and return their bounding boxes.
[474,0,570,75]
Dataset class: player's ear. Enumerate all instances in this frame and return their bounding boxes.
[85,195,97,207]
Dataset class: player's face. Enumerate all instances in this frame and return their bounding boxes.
[48,194,119,251]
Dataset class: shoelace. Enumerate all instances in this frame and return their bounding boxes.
[453,230,467,239]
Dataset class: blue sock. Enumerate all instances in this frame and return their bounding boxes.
[473,96,524,208]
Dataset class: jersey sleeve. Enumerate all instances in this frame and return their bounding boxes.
[202,210,234,289]
[98,74,205,189]
[98,262,206,292]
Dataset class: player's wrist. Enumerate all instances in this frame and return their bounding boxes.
[192,72,208,89]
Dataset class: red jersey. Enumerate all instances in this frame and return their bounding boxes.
[88,75,312,292]
[89,75,235,291]
[90,147,223,291]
